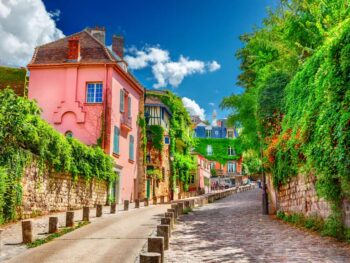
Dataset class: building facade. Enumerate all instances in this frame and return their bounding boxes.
[28,27,144,204]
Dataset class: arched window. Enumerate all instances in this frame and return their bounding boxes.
[65,131,73,138]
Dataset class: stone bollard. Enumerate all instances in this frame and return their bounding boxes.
[168,208,178,219]
[49,216,58,234]
[161,217,173,230]
[140,252,161,263]
[110,203,117,214]
[22,220,33,244]
[124,200,129,211]
[135,199,140,208]
[160,196,165,204]
[153,196,157,205]
[190,199,195,208]
[66,211,74,227]
[177,202,184,215]
[148,237,164,263]
[96,204,103,217]
[144,198,149,207]
[0,228,3,255]
[184,200,190,209]
[157,224,170,249]
[83,206,90,222]
[165,212,175,225]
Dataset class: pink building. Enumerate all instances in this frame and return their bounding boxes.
[28,27,144,204]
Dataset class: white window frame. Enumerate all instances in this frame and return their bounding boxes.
[206,145,213,156]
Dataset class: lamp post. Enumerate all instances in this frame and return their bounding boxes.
[259,132,269,215]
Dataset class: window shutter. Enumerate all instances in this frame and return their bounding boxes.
[113,127,119,154]
[128,96,131,118]
[129,135,134,160]
[120,90,124,112]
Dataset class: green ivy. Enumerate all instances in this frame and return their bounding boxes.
[193,138,243,164]
[148,125,164,151]
[0,89,115,223]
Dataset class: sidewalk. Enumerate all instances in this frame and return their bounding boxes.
[0,201,151,262]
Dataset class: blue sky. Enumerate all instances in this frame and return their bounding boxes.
[43,0,275,120]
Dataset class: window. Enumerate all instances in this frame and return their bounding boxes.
[128,96,131,118]
[206,129,212,138]
[215,130,219,136]
[129,135,134,161]
[86,83,103,103]
[113,126,119,154]
[228,162,236,173]
[227,131,234,138]
[228,146,235,156]
[161,108,165,120]
[65,131,73,138]
[120,89,125,112]
[206,145,213,156]
[164,136,170,145]
[210,162,215,170]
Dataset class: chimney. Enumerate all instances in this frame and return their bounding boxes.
[67,36,80,60]
[112,35,124,59]
[88,26,106,44]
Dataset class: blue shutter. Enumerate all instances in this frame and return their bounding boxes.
[120,90,124,112]
[128,96,131,118]
[113,126,119,154]
[129,135,134,160]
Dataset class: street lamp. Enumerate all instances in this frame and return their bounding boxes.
[258,132,269,215]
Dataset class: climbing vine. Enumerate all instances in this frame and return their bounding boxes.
[0,89,116,224]
[193,138,243,164]
[148,125,164,151]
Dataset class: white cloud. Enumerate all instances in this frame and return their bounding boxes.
[0,0,64,67]
[125,46,221,88]
[208,60,221,72]
[182,97,206,120]
[209,102,215,107]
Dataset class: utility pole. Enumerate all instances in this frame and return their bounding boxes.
[259,132,269,215]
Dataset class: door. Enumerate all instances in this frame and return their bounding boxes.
[146,179,150,199]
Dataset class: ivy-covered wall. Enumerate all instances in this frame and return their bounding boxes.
[193,138,243,164]
[0,66,27,96]
[0,89,115,224]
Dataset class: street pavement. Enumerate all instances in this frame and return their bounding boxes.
[4,204,169,263]
[165,189,350,263]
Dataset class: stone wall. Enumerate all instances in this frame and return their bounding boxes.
[21,162,108,218]
[268,173,331,219]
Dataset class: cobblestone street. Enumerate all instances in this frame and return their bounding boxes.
[166,189,350,263]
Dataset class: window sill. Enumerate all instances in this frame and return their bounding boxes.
[84,102,103,105]
[128,159,135,164]
[113,153,120,158]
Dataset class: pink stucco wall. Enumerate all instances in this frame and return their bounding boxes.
[29,64,141,203]
[197,155,211,193]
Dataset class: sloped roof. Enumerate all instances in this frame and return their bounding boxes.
[145,95,172,116]
[29,30,119,65]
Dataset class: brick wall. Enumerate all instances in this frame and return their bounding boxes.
[20,162,108,218]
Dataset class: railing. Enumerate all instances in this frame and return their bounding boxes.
[121,113,132,130]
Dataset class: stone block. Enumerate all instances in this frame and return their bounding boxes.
[49,216,58,233]
[124,200,129,211]
[66,211,74,227]
[157,225,170,250]
[144,198,149,207]
[96,204,103,217]
[22,220,33,244]
[148,237,164,263]
[161,217,173,230]
[110,203,117,214]
[83,206,90,221]
[168,208,177,219]
[140,252,161,263]
[135,199,140,208]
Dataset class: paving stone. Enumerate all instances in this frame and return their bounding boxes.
[165,189,350,263]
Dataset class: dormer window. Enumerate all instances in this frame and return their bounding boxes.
[86,83,103,103]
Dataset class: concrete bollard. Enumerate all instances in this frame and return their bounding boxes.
[110,203,117,214]
[144,198,149,207]
[96,204,103,217]
[140,252,161,263]
[66,211,74,227]
[160,196,165,204]
[48,216,58,234]
[22,220,33,244]
[165,212,175,225]
[157,224,170,249]
[161,217,173,230]
[168,208,178,219]
[153,196,157,205]
[135,199,140,208]
[177,202,184,215]
[124,200,129,211]
[83,206,90,221]
[148,237,164,263]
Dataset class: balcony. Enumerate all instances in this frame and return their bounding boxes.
[121,113,132,132]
